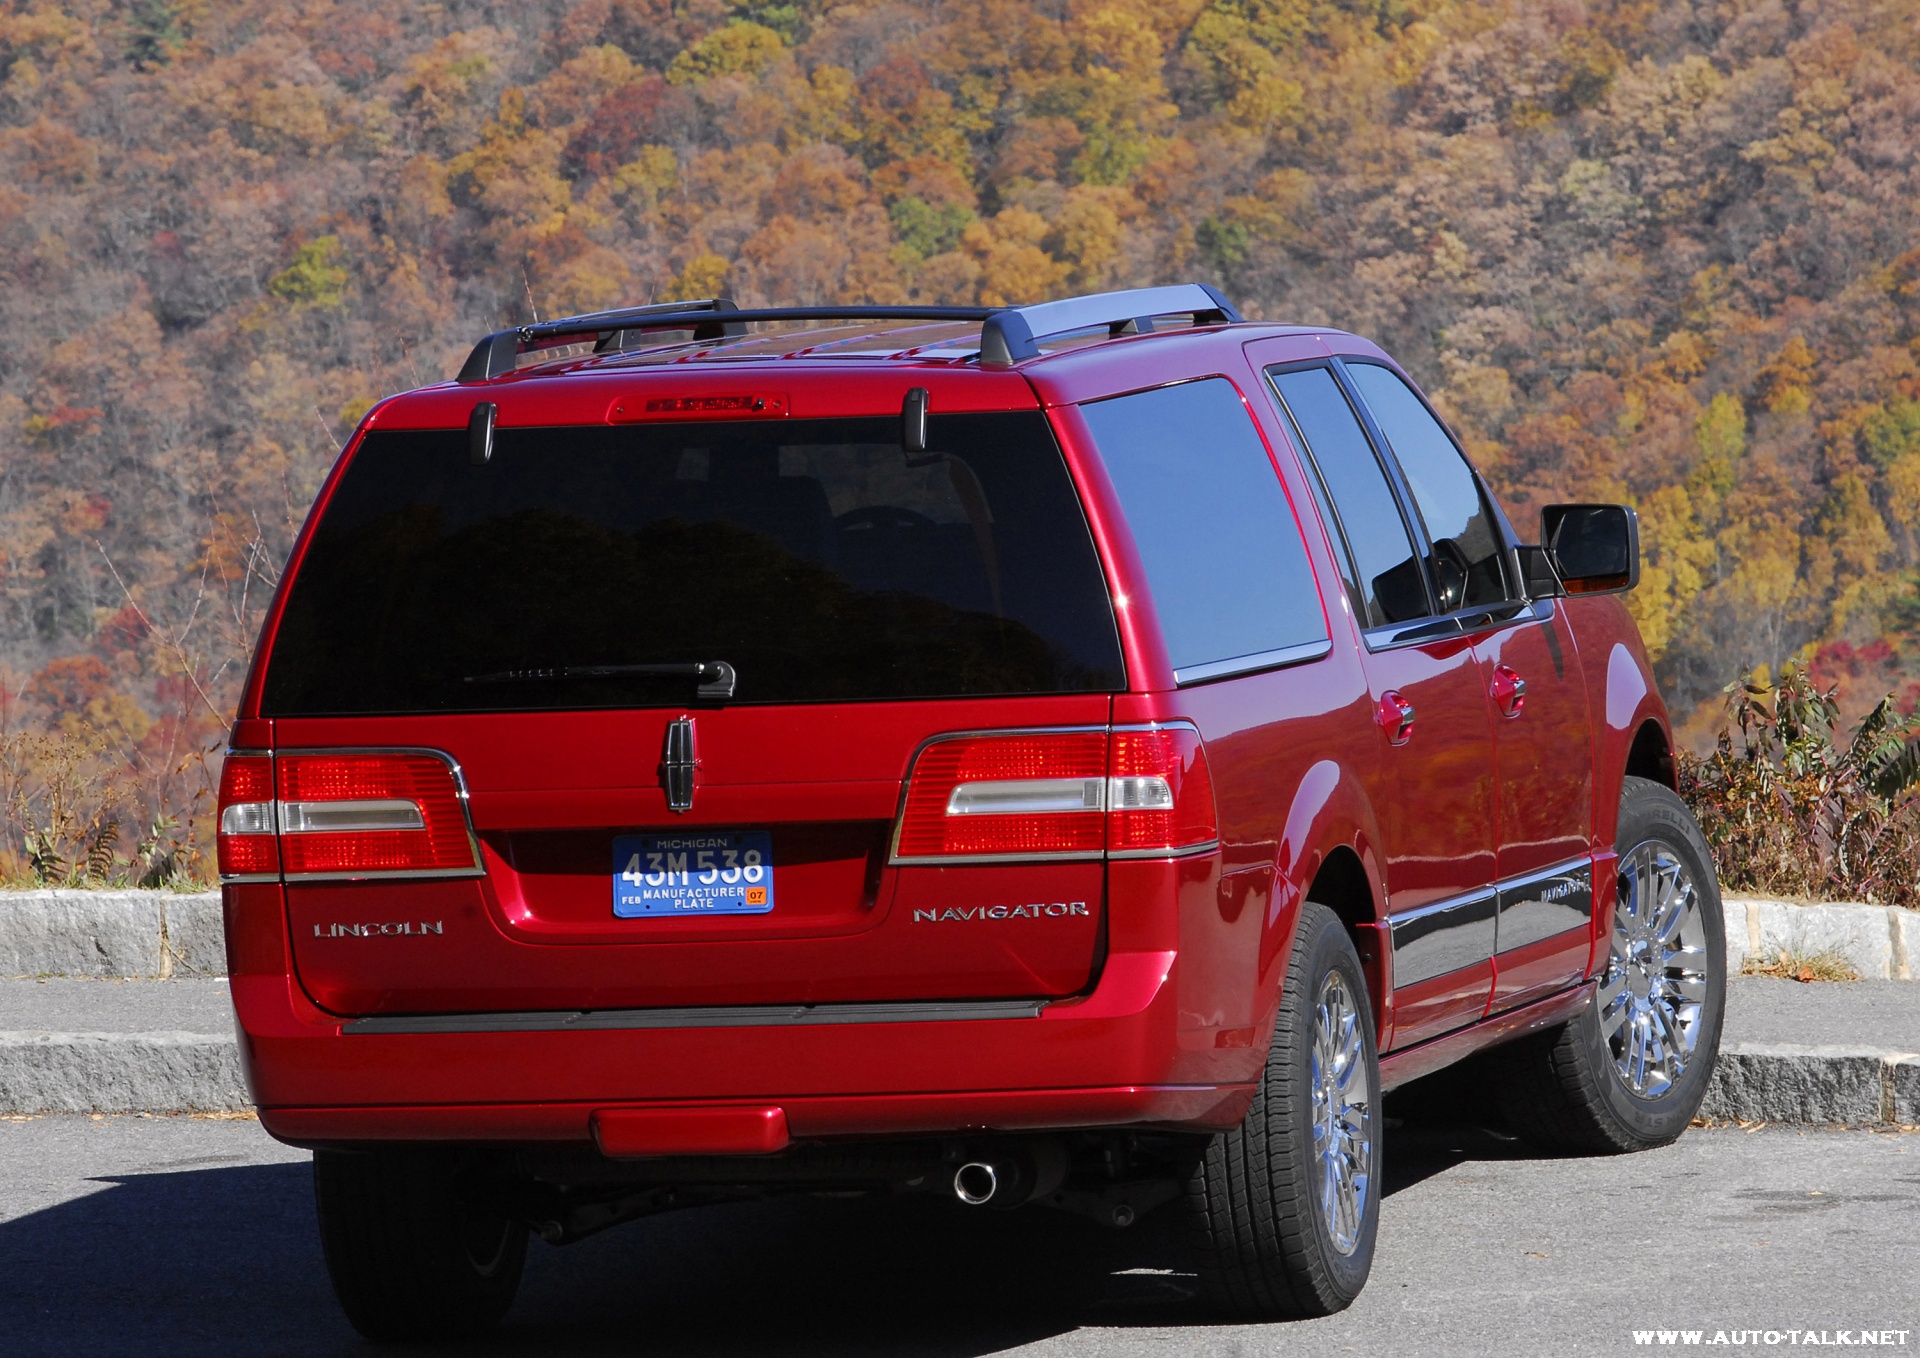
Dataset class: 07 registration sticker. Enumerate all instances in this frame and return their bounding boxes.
[612,831,774,917]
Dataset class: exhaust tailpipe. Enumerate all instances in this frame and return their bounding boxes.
[953,1162,999,1206]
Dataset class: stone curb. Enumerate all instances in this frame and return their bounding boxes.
[2,890,1916,982]
[0,890,223,979]
[0,1031,248,1114]
[1701,1042,1920,1126]
[1722,896,1920,980]
[0,1029,1912,1125]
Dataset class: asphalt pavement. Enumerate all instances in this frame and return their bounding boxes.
[1,1113,1913,1357]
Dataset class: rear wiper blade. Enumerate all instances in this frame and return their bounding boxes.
[463,660,736,699]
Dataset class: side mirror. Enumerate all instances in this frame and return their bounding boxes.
[1542,503,1639,595]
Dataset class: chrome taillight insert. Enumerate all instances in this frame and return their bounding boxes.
[278,799,426,834]
[945,778,1107,817]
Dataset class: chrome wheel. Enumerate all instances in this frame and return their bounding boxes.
[1600,840,1711,1099]
[1309,970,1373,1255]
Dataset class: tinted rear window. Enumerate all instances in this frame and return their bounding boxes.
[262,414,1123,714]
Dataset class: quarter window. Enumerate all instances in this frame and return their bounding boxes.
[1345,363,1512,611]
[1078,378,1328,680]
[1268,367,1431,629]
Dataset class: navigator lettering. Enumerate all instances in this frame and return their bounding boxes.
[912,902,1090,922]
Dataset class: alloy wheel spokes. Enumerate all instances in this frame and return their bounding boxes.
[1311,970,1372,1256]
[1605,839,1709,1100]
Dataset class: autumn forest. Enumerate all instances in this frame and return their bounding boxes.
[2,0,1919,883]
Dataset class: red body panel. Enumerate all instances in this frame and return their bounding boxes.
[1477,604,1597,1009]
[229,320,1672,1151]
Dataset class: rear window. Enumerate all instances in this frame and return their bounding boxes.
[261,413,1123,714]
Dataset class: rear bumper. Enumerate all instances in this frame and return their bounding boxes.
[260,1087,1252,1148]
[234,949,1260,1148]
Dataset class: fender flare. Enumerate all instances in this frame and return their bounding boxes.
[1596,639,1675,850]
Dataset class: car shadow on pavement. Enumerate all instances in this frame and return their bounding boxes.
[0,1119,1555,1357]
[0,1160,352,1358]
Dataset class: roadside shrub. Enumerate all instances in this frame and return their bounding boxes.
[0,719,212,890]
[1680,665,1920,907]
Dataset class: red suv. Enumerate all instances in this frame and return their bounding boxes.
[220,285,1725,1339]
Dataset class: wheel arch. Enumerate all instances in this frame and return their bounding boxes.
[1304,846,1388,1042]
[1625,719,1675,790]
[1261,757,1390,1044]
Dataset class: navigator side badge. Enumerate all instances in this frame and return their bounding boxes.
[661,716,698,813]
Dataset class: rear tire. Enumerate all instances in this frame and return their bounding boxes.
[1492,776,1726,1153]
[1185,902,1381,1318]
[313,1149,527,1342]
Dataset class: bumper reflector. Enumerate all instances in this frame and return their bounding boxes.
[592,1105,791,1158]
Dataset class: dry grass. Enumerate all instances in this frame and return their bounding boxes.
[1740,945,1863,983]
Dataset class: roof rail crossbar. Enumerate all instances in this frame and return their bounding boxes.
[456,300,997,382]
[594,297,745,352]
[454,285,1242,382]
[458,298,748,382]
[976,284,1241,366]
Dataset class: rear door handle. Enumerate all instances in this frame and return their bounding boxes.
[1375,690,1416,746]
[1490,664,1527,718]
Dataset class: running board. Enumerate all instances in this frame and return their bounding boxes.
[1377,981,1595,1091]
[343,998,1047,1035]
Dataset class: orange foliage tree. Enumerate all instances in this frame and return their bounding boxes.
[3,0,1920,877]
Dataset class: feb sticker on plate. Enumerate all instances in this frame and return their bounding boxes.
[613,831,774,917]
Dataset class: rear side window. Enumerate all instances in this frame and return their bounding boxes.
[1345,363,1511,611]
[1268,367,1431,629]
[1078,378,1327,682]
[261,413,1123,714]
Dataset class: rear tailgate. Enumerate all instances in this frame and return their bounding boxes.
[253,404,1126,1017]
[276,699,1110,1014]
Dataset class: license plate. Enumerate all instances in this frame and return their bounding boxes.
[613,831,774,917]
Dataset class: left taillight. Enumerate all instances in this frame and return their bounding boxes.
[215,748,482,883]
[217,753,279,880]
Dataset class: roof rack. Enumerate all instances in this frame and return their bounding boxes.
[454,284,1242,382]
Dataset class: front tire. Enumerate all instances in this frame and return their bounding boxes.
[313,1149,528,1343]
[1186,902,1381,1318]
[1493,776,1727,1153]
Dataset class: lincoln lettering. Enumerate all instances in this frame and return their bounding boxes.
[314,921,444,938]
[912,902,1089,922]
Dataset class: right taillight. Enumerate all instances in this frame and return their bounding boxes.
[891,725,1219,863]
[894,730,1110,861]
